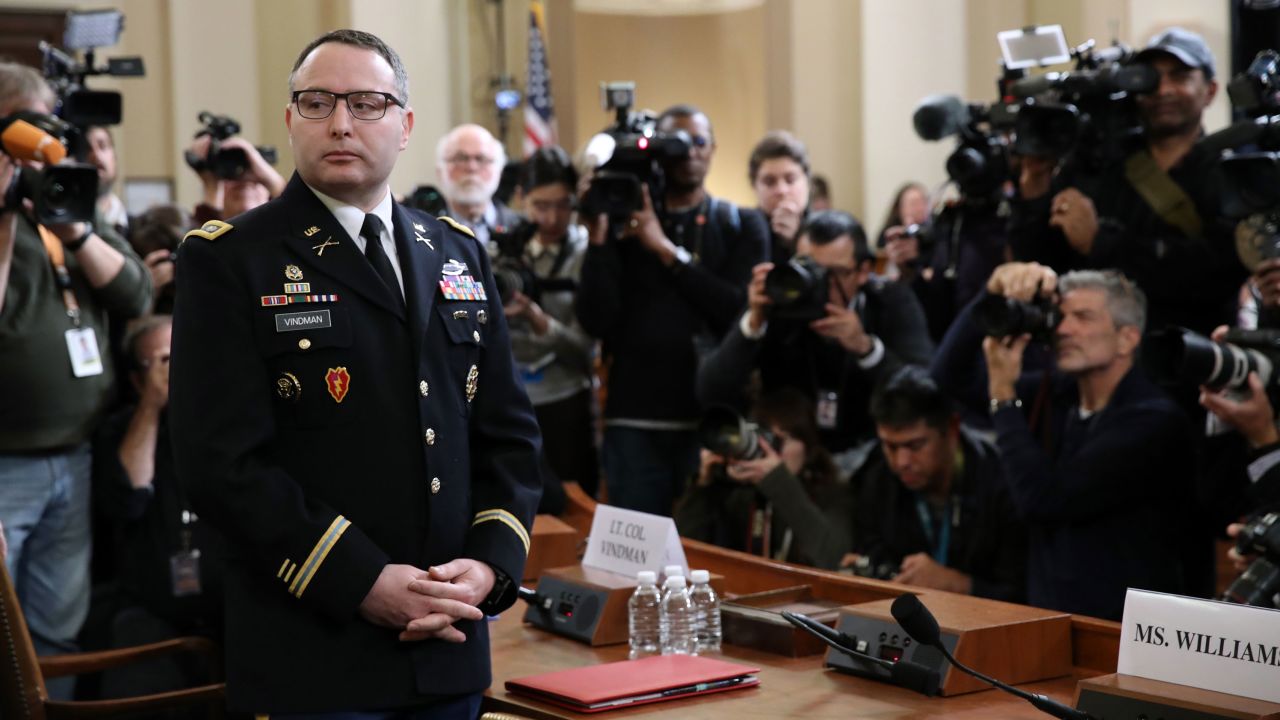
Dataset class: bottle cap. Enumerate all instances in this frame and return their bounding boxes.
[663,575,687,589]
[636,570,656,584]
[690,569,710,583]
[663,564,684,577]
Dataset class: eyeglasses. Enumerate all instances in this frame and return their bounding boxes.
[446,153,496,167]
[292,90,405,121]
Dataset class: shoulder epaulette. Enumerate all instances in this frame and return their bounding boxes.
[183,220,234,243]
[438,215,476,239]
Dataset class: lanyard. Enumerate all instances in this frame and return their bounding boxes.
[913,448,965,564]
[914,497,952,564]
[35,221,82,328]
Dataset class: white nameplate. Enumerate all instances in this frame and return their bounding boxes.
[581,504,687,578]
[1118,589,1280,703]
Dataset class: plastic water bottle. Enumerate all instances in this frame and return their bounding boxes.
[628,571,662,660]
[689,569,722,653]
[662,564,684,588]
[660,575,696,655]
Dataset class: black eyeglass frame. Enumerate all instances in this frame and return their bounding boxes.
[291,90,406,120]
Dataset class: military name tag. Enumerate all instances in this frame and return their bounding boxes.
[275,309,332,332]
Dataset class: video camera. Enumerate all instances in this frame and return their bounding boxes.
[1004,27,1158,176]
[913,94,1018,204]
[1223,512,1280,607]
[184,111,278,181]
[0,10,143,224]
[580,82,693,221]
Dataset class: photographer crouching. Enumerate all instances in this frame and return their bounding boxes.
[933,262,1195,620]
[497,147,597,499]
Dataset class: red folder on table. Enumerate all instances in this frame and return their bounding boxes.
[505,654,760,713]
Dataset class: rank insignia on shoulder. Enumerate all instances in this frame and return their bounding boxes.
[285,265,304,281]
[439,215,476,239]
[325,367,350,403]
[183,220,233,243]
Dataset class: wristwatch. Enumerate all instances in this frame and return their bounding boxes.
[62,223,94,252]
[671,245,693,269]
[480,565,516,615]
[989,397,1023,415]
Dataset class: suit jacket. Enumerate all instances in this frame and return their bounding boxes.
[169,174,542,712]
[696,277,934,449]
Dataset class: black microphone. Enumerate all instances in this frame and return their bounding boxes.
[912,95,970,142]
[516,585,552,612]
[890,595,1096,720]
[781,611,940,697]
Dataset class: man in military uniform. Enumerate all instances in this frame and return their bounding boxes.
[169,29,541,717]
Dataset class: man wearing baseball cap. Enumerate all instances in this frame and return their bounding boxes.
[1009,25,1241,338]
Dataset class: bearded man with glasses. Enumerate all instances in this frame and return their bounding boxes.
[169,29,541,718]
[434,123,522,251]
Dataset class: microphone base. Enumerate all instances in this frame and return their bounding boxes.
[830,594,1073,696]
[1076,673,1280,720]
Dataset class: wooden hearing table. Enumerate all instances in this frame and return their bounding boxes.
[480,488,1121,718]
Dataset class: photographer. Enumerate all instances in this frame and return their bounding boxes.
[748,130,810,264]
[92,315,224,697]
[674,389,854,569]
[501,146,598,497]
[575,104,768,515]
[876,182,929,279]
[0,61,152,697]
[845,367,1026,602]
[1008,27,1245,336]
[186,132,284,224]
[933,262,1194,620]
[697,210,933,452]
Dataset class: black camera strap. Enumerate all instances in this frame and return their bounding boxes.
[1124,149,1203,239]
[663,196,710,262]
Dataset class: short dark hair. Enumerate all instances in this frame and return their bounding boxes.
[752,388,837,488]
[289,29,409,103]
[869,366,955,432]
[658,103,714,141]
[748,130,810,183]
[519,146,577,194]
[811,175,830,201]
[799,210,871,264]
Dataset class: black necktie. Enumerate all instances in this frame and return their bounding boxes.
[360,214,401,305]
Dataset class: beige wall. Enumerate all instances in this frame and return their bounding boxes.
[568,6,767,206]
[0,0,1237,219]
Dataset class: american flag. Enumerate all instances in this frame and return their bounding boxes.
[523,0,558,157]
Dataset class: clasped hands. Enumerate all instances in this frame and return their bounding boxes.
[358,558,495,643]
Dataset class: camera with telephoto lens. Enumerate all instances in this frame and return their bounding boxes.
[184,111,278,181]
[490,222,578,306]
[698,406,778,462]
[580,82,693,221]
[1223,512,1280,607]
[1145,326,1280,391]
[764,255,830,322]
[974,291,1061,343]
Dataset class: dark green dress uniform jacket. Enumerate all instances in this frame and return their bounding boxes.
[169,175,542,712]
